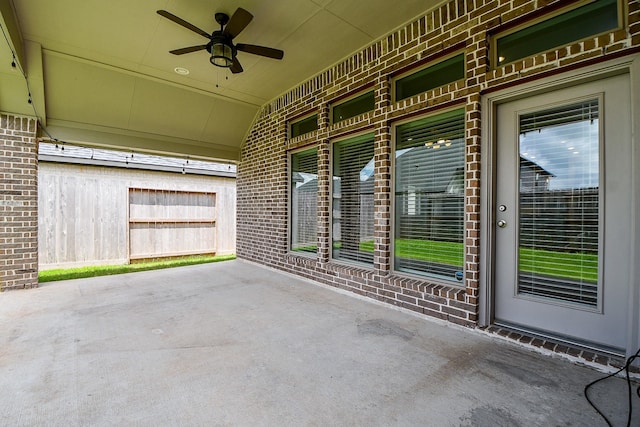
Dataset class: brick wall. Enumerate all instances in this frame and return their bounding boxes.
[0,113,39,290]
[238,0,640,326]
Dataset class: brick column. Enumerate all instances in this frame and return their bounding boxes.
[316,104,331,265]
[0,113,38,290]
[373,76,391,275]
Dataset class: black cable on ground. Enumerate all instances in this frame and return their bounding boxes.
[584,348,640,427]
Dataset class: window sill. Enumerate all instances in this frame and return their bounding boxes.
[389,269,467,291]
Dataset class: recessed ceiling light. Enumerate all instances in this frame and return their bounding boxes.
[174,67,190,75]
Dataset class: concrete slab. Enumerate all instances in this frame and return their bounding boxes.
[0,260,638,426]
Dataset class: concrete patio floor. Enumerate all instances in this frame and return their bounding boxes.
[1,259,638,426]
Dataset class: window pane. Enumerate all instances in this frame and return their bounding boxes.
[395,54,465,102]
[290,115,318,138]
[518,100,599,306]
[291,148,318,253]
[496,0,618,66]
[395,109,465,281]
[332,134,375,265]
[332,91,375,123]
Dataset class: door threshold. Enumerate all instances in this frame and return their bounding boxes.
[486,322,633,373]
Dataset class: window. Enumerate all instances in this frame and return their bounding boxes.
[290,114,318,138]
[332,133,375,264]
[290,148,318,254]
[495,0,619,66]
[332,91,375,123]
[395,54,465,102]
[518,99,600,306]
[394,109,465,281]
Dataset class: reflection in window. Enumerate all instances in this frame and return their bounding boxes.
[290,114,318,138]
[332,91,375,123]
[395,54,465,102]
[394,109,465,281]
[519,100,599,191]
[291,148,318,253]
[495,0,618,66]
[332,134,375,264]
[406,185,417,216]
[518,99,599,306]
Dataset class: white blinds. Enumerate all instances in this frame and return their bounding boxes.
[332,134,375,264]
[291,148,318,253]
[517,99,599,306]
[394,110,465,281]
[520,99,598,133]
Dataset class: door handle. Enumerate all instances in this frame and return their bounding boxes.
[497,220,507,228]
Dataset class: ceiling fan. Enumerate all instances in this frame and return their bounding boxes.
[156,7,284,74]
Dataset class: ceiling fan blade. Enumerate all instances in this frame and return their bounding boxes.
[157,10,211,39]
[169,45,208,55]
[223,8,253,39]
[236,43,284,60]
[230,57,244,74]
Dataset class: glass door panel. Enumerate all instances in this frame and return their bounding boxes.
[517,100,600,307]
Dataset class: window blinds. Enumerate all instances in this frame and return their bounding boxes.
[291,148,318,253]
[394,110,465,281]
[517,99,600,306]
[520,99,598,133]
[332,134,375,264]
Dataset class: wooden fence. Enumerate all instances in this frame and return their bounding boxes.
[38,162,236,269]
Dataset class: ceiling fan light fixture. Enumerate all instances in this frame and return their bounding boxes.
[158,7,283,75]
[210,42,233,68]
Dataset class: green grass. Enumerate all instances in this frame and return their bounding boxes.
[296,238,597,282]
[292,245,318,253]
[363,239,597,282]
[360,239,463,266]
[519,247,597,282]
[38,254,236,283]
[393,239,464,267]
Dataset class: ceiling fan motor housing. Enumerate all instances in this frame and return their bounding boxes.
[214,12,229,26]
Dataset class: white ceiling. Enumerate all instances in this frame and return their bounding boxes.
[0,0,442,161]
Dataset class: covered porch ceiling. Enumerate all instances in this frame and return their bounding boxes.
[0,0,441,162]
